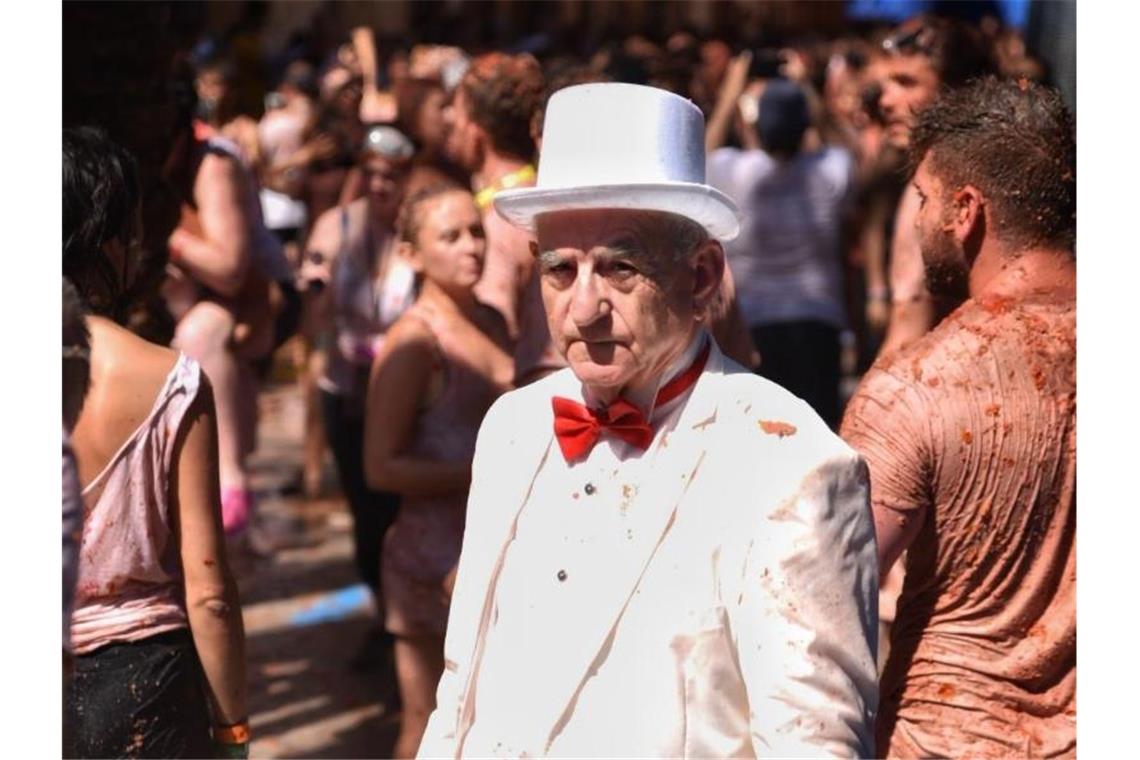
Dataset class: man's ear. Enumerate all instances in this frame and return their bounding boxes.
[949,185,986,246]
[690,238,726,320]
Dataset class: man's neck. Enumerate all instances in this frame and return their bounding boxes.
[474,151,530,193]
[970,242,1076,303]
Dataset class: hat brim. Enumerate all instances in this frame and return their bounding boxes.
[493,182,741,241]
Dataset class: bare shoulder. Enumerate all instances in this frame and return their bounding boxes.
[90,318,179,379]
[377,310,438,364]
[77,319,184,466]
[196,149,242,185]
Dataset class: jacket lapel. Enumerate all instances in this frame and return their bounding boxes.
[539,343,729,749]
[451,370,579,743]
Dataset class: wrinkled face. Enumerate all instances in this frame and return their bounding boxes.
[913,156,968,300]
[409,191,486,289]
[443,87,481,170]
[363,153,412,221]
[535,209,704,397]
[879,54,940,149]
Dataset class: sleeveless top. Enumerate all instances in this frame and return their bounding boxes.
[402,301,503,471]
[382,300,507,633]
[70,355,202,655]
[318,203,416,401]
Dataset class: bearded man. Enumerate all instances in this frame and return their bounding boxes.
[842,78,1076,758]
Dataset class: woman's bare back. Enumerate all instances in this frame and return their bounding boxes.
[71,317,182,489]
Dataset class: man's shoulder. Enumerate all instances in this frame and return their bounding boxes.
[705,366,857,467]
[864,298,991,395]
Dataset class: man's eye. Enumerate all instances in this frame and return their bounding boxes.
[542,261,575,277]
[607,261,639,278]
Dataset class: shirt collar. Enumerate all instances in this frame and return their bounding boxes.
[580,329,709,422]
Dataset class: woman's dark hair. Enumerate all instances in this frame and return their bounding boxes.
[62,277,91,431]
[910,76,1076,252]
[63,127,142,320]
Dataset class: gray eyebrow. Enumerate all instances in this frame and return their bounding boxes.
[535,237,659,275]
[536,248,566,270]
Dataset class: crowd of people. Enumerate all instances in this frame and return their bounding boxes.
[61,4,1074,758]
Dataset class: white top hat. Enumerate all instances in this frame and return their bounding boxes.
[494,83,741,241]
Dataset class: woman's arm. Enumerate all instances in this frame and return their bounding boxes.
[168,154,252,298]
[172,378,247,730]
[363,317,473,497]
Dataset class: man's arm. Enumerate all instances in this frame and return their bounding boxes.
[730,449,880,757]
[840,367,932,576]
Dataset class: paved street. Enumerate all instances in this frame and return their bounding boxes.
[242,381,399,758]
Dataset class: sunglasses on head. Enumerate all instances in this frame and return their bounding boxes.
[882,25,935,57]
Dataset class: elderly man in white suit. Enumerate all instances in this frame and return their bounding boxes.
[419,82,878,759]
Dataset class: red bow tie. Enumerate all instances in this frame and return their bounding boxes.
[552,340,710,462]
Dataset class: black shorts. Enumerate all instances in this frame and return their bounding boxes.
[65,628,214,759]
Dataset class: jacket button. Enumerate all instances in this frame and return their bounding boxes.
[557,569,568,582]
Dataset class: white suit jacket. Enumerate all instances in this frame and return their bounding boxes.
[420,341,879,758]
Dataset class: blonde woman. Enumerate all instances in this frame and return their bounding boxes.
[364,184,512,757]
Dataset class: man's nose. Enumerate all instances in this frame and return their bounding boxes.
[879,82,898,114]
[569,272,610,327]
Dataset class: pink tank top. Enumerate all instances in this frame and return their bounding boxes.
[70,355,202,655]
[404,302,504,469]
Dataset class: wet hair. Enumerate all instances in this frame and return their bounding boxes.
[910,76,1075,252]
[62,278,91,431]
[63,127,141,320]
[397,181,469,246]
[883,14,995,87]
[459,53,545,162]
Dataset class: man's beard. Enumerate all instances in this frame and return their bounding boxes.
[921,228,970,301]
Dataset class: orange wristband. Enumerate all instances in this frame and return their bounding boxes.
[213,721,251,744]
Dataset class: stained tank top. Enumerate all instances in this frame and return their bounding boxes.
[70,355,202,655]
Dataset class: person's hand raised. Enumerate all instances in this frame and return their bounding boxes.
[360,88,398,124]
[718,50,753,103]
